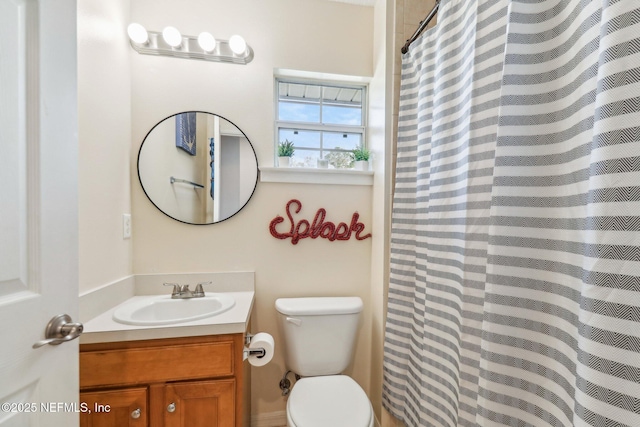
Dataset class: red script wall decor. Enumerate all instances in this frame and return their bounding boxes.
[269,199,372,245]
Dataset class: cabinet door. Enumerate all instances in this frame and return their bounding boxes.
[164,379,235,427]
[80,388,148,427]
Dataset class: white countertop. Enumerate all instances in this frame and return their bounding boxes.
[80,291,254,344]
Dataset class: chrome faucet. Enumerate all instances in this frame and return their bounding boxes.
[163,282,211,299]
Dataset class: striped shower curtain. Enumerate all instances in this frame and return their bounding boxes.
[384,1,640,426]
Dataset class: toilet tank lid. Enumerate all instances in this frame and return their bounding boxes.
[275,297,363,316]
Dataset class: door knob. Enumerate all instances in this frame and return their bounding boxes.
[33,314,83,349]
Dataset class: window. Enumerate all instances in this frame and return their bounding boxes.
[276,78,366,168]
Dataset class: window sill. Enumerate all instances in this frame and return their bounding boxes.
[259,167,373,186]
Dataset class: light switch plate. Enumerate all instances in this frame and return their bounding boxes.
[123,214,132,239]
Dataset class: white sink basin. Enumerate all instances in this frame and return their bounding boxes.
[112,294,236,326]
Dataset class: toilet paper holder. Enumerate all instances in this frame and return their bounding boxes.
[244,347,266,358]
[244,333,266,358]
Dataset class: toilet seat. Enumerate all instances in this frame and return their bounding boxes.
[287,375,373,427]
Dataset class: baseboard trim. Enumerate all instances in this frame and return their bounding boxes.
[251,410,287,427]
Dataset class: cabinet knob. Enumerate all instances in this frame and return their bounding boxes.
[167,402,176,413]
[131,408,141,419]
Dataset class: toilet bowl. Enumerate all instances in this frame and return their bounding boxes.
[275,297,373,427]
[286,375,374,427]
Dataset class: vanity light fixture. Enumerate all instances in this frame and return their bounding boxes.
[162,26,182,48]
[126,23,253,65]
[228,35,247,55]
[127,23,148,44]
[197,32,216,53]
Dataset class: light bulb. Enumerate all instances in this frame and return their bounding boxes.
[198,32,216,53]
[229,35,247,55]
[162,26,182,48]
[127,23,148,44]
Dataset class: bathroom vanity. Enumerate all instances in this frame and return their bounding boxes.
[78,275,254,427]
[79,333,244,427]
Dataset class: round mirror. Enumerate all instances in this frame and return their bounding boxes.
[138,112,258,224]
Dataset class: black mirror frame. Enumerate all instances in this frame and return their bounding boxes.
[137,111,259,225]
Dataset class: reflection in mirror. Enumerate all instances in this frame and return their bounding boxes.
[138,112,258,224]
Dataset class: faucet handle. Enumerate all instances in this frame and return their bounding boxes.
[163,282,180,296]
[194,281,211,296]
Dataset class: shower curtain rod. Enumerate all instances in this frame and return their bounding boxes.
[401,0,440,54]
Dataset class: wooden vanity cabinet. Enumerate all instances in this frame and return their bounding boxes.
[80,333,247,427]
[80,388,148,427]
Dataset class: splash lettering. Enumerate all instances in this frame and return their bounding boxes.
[269,199,372,245]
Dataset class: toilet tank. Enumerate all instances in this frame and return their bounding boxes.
[275,297,363,376]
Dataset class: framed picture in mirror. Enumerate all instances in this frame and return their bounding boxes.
[175,112,197,155]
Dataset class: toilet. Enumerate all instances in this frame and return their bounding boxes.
[275,296,374,427]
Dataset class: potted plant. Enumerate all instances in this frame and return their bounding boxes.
[351,144,370,171]
[278,139,295,167]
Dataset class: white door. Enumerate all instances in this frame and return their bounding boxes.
[0,0,79,426]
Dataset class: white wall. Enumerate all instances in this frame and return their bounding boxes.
[78,0,133,293]
[369,0,393,422]
[77,0,391,421]
[128,0,376,419]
